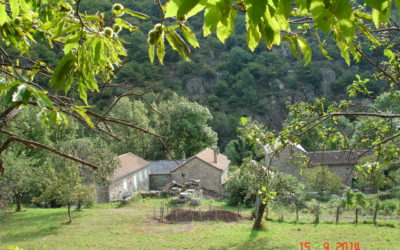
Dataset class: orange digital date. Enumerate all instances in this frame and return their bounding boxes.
[299,241,360,250]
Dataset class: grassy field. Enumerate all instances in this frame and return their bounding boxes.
[1,199,400,250]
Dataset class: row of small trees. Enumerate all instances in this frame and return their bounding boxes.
[226,157,399,229]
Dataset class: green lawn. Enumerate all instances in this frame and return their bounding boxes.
[1,200,399,250]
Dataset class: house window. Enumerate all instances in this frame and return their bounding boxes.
[181,172,185,178]
[123,179,127,190]
[133,175,137,189]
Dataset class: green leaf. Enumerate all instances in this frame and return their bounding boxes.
[203,4,221,37]
[216,8,236,43]
[357,22,380,45]
[73,107,94,128]
[148,44,155,63]
[49,52,76,93]
[246,19,261,51]
[0,3,10,25]
[181,24,199,48]
[365,0,391,28]
[259,7,281,48]
[246,0,267,24]
[34,91,54,108]
[165,0,179,18]
[115,18,139,32]
[284,35,302,60]
[94,38,103,62]
[396,0,400,14]
[384,49,396,63]
[78,81,88,104]
[124,9,150,19]
[165,31,191,61]
[240,117,248,125]
[354,12,373,21]
[9,0,20,18]
[297,36,312,65]
[318,41,333,60]
[177,0,200,20]
[156,36,165,64]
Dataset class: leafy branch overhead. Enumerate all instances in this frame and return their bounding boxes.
[0,0,160,169]
[150,0,399,67]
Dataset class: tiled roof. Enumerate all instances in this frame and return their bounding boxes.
[149,160,185,175]
[113,153,150,181]
[172,148,230,172]
[307,150,374,166]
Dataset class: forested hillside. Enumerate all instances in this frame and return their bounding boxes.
[32,0,382,151]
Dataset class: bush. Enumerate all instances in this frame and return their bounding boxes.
[225,171,256,207]
[380,200,398,216]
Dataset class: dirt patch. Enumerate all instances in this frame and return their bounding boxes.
[164,208,242,223]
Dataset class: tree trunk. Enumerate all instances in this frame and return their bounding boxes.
[373,201,378,225]
[336,205,340,223]
[67,203,72,223]
[253,202,267,230]
[15,194,22,212]
[315,202,320,224]
[265,206,269,220]
[76,201,82,211]
[355,208,359,223]
[295,206,299,223]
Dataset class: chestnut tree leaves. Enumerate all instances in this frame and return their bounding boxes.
[154,0,399,67]
[0,0,148,128]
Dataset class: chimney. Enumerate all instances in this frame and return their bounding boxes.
[213,148,218,163]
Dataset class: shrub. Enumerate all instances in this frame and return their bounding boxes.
[225,171,256,207]
[380,200,398,216]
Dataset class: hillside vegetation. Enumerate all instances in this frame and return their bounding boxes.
[27,0,383,150]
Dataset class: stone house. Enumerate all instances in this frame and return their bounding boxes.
[97,152,150,203]
[171,148,230,195]
[148,160,185,190]
[265,144,373,187]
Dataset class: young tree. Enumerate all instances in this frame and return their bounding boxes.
[273,173,305,222]
[303,166,342,224]
[356,160,389,224]
[0,151,38,212]
[36,164,94,223]
[354,191,367,223]
[57,138,119,210]
[337,187,355,223]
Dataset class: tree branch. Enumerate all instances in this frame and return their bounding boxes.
[0,129,98,170]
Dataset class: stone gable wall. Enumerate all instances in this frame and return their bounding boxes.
[171,158,224,195]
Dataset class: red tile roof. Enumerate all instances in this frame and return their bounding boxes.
[113,153,150,181]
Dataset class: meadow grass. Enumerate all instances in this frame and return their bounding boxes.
[1,199,399,250]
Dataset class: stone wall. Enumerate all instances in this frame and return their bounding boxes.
[150,174,172,190]
[171,158,224,195]
[328,165,354,187]
[109,167,150,202]
[266,147,354,187]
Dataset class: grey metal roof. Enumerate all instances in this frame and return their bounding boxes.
[149,160,185,175]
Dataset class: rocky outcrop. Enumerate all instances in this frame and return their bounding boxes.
[321,69,336,97]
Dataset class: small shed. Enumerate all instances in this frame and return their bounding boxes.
[149,160,185,190]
